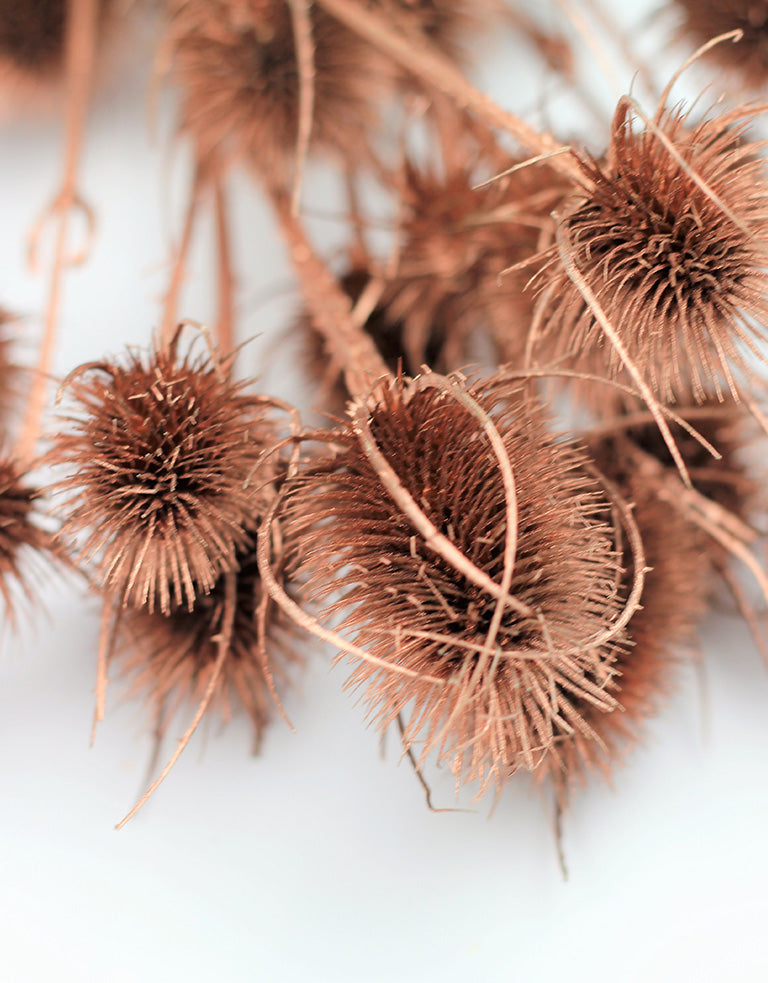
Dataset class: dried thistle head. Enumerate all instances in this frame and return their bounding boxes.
[167,0,393,181]
[534,101,768,403]
[0,455,56,624]
[388,150,566,369]
[540,431,710,801]
[119,522,299,744]
[280,373,626,794]
[675,1,768,89]
[51,336,274,614]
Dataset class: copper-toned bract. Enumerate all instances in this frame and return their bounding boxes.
[167,0,393,180]
[51,336,272,614]
[120,527,299,744]
[675,1,768,89]
[534,102,768,403]
[279,374,627,793]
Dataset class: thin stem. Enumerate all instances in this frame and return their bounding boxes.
[287,0,315,216]
[16,0,99,467]
[271,190,389,399]
[213,174,235,356]
[160,164,205,352]
[314,0,582,183]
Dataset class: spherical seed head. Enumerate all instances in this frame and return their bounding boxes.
[535,102,768,403]
[675,1,768,89]
[541,433,710,797]
[281,374,624,794]
[52,337,274,614]
[388,153,567,368]
[167,0,393,180]
[0,456,54,622]
[119,528,299,741]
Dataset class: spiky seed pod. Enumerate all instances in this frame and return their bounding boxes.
[533,102,768,404]
[674,1,768,89]
[51,336,273,614]
[279,374,627,794]
[166,0,394,182]
[541,432,710,802]
[119,523,299,744]
[301,267,454,416]
[0,455,56,623]
[388,153,567,371]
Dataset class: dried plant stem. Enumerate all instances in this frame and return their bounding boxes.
[213,174,235,356]
[314,0,581,183]
[271,190,389,399]
[91,599,122,745]
[116,569,237,829]
[287,0,315,216]
[554,0,623,100]
[15,0,99,468]
[160,164,206,352]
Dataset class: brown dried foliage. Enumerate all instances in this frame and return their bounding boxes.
[167,0,393,180]
[675,0,768,89]
[280,374,626,794]
[51,336,273,614]
[534,102,768,403]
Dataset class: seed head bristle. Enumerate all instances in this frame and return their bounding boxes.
[534,102,768,403]
[119,524,300,743]
[51,336,274,614]
[674,1,768,89]
[167,0,393,181]
[280,374,626,794]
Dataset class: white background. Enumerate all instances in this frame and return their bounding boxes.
[2,2,768,980]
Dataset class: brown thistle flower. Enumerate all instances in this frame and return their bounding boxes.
[119,523,299,746]
[166,0,393,181]
[533,101,768,404]
[0,455,56,623]
[674,1,768,89]
[541,431,711,802]
[278,373,630,794]
[51,336,272,614]
[391,151,567,370]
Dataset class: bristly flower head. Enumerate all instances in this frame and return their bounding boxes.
[534,101,768,403]
[675,1,768,89]
[51,334,273,614]
[120,525,299,744]
[541,430,710,802]
[167,0,393,181]
[280,373,628,794]
[0,454,55,624]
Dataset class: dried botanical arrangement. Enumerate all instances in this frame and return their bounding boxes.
[5,0,768,852]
